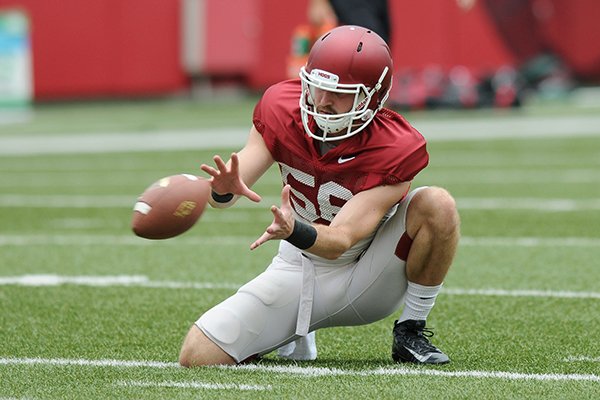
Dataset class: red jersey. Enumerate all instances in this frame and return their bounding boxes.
[253,79,428,225]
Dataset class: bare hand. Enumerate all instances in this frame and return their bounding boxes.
[200,153,261,203]
[250,185,295,250]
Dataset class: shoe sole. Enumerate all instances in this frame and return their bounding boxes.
[392,349,450,365]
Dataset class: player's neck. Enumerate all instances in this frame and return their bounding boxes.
[318,140,339,156]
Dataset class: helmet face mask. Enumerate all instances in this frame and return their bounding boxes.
[298,26,393,142]
[300,67,382,141]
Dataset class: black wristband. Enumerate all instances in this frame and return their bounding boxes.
[211,190,234,203]
[285,218,317,250]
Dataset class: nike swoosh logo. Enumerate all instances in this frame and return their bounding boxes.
[338,155,356,164]
[406,347,432,363]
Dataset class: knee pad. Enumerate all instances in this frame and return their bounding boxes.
[237,269,298,307]
[197,292,266,362]
[196,269,300,362]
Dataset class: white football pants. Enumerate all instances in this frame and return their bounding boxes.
[196,188,424,362]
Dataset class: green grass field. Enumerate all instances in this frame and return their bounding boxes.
[1,95,599,399]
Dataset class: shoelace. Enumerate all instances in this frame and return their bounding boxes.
[396,323,435,338]
[418,327,434,338]
[397,324,438,351]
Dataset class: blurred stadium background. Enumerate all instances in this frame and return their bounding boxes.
[1,0,599,109]
[1,1,600,399]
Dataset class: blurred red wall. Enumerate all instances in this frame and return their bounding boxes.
[0,0,188,99]
[0,0,597,100]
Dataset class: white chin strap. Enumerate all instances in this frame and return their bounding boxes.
[314,114,352,135]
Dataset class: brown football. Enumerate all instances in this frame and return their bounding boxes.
[131,174,211,239]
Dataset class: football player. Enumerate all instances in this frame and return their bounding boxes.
[179,25,460,366]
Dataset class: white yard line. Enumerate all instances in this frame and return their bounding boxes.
[0,193,600,212]
[2,194,600,211]
[0,129,249,156]
[1,274,598,300]
[228,363,600,382]
[0,274,239,290]
[0,194,134,208]
[563,356,600,363]
[456,197,600,211]
[459,236,600,247]
[0,357,598,383]
[116,380,272,391]
[1,234,599,248]
[413,115,600,142]
[0,357,178,368]
[1,114,599,156]
[426,171,600,184]
[443,288,600,299]
[0,234,256,246]
[428,154,600,167]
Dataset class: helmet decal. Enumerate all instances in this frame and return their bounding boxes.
[310,69,340,88]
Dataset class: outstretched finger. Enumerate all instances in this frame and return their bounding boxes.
[242,187,262,203]
[270,205,285,222]
[250,231,270,250]
[200,164,218,178]
[280,185,292,209]
[229,153,239,173]
[213,155,228,173]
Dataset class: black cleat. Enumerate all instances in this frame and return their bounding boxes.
[392,319,450,364]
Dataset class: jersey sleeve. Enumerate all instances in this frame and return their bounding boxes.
[389,127,428,184]
[252,86,273,151]
[252,80,303,158]
[360,110,429,186]
[252,92,267,134]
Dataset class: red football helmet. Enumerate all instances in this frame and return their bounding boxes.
[299,25,393,141]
